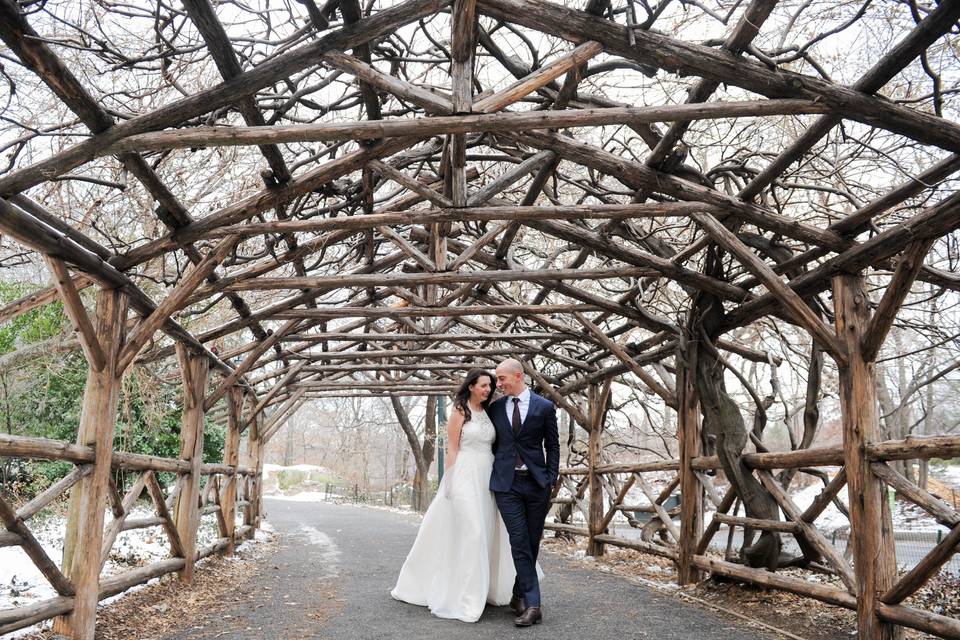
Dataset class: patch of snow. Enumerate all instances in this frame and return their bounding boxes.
[262,463,332,476]
[789,479,851,532]
[933,463,960,489]
[267,491,331,502]
[0,502,270,638]
[296,526,339,578]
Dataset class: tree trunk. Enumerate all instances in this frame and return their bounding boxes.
[391,396,431,511]
[689,279,783,570]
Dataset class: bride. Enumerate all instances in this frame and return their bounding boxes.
[390,368,520,622]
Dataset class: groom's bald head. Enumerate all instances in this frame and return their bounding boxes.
[496,358,526,396]
[499,358,523,374]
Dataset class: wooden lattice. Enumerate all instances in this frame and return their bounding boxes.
[1,0,960,638]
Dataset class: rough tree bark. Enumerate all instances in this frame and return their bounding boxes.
[391,396,437,511]
[689,247,784,570]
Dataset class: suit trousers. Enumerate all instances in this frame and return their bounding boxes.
[493,472,551,607]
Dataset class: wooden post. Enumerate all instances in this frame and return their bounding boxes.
[173,343,210,584]
[677,331,703,585]
[247,414,264,534]
[834,274,902,640]
[53,287,128,640]
[221,387,242,554]
[587,381,610,557]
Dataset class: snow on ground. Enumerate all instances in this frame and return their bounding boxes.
[934,463,960,490]
[1,505,258,638]
[788,478,851,532]
[269,491,335,502]
[265,492,421,517]
[262,463,332,475]
[261,463,335,495]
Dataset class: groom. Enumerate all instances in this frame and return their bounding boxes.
[489,358,559,627]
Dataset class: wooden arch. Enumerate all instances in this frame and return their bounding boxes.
[1,0,960,638]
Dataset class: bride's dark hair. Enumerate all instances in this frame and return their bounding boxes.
[453,368,496,422]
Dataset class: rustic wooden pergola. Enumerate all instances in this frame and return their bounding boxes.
[1,0,960,638]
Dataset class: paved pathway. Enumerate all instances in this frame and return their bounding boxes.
[161,498,780,640]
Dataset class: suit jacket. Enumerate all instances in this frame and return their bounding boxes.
[488,391,560,491]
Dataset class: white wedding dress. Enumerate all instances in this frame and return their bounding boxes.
[391,409,517,622]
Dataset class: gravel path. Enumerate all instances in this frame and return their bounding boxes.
[161,498,780,640]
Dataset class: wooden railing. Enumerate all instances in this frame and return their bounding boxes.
[547,434,960,639]
[0,431,264,636]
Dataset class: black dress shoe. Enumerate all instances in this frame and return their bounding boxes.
[514,606,542,627]
[509,595,525,615]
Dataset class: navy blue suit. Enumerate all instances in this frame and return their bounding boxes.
[488,391,559,608]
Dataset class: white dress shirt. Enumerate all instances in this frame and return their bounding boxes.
[504,387,531,425]
[505,387,531,470]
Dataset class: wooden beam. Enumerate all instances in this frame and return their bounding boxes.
[738,0,960,199]
[676,334,702,585]
[98,472,149,570]
[0,197,243,382]
[202,201,721,239]
[282,331,560,343]
[882,521,960,606]
[0,494,75,597]
[574,312,677,408]
[291,347,537,360]
[220,265,656,292]
[143,472,185,559]
[321,50,453,115]
[242,361,308,431]
[725,189,960,330]
[246,416,264,532]
[757,469,857,592]
[368,160,453,207]
[466,151,554,206]
[0,276,94,326]
[449,0,477,113]
[586,380,611,556]
[513,129,846,251]
[269,303,601,320]
[690,210,847,364]
[0,0,452,196]
[473,41,602,113]
[476,0,960,156]
[647,0,778,168]
[118,135,420,268]
[301,391,458,398]
[221,388,242,555]
[117,234,239,372]
[292,383,458,390]
[833,274,900,640]
[53,288,127,639]
[377,225,437,272]
[522,360,589,427]
[107,100,830,153]
[203,318,300,411]
[172,344,210,584]
[447,222,510,271]
[43,257,106,372]
[182,0,290,182]
[261,390,308,443]
[448,0,476,206]
[861,239,934,361]
[527,218,748,302]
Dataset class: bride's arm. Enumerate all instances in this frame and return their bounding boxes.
[445,406,465,472]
